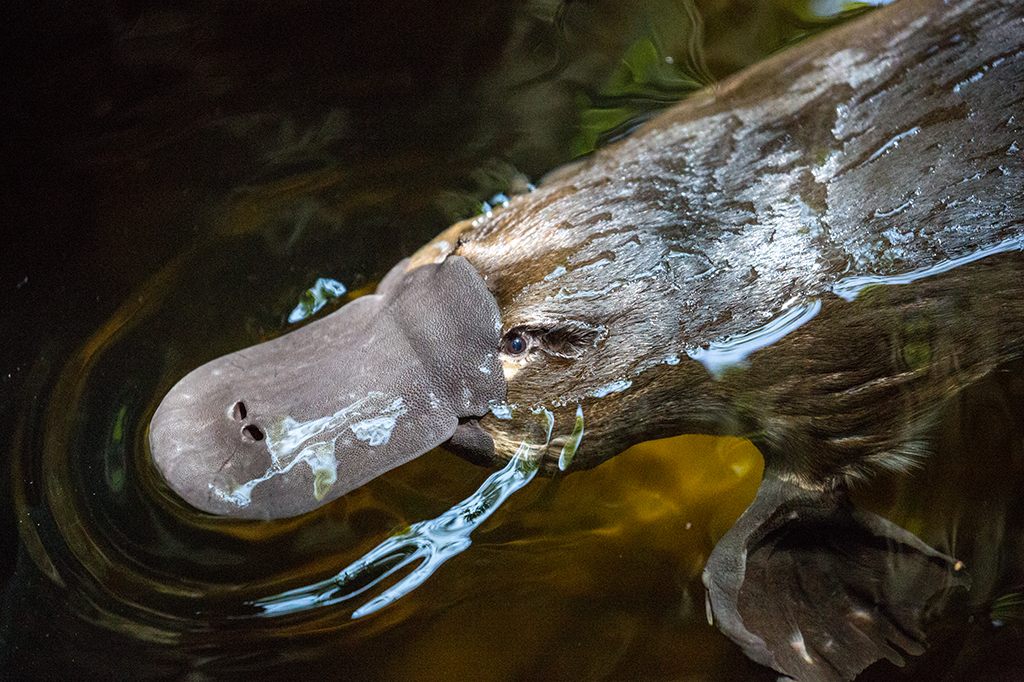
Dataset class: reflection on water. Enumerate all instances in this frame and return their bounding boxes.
[256,445,540,619]
[687,299,822,377]
[211,392,409,509]
[689,232,1024,378]
[287,277,348,324]
[832,235,1024,302]
[4,0,1023,681]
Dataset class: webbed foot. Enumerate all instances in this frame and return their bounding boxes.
[703,476,969,682]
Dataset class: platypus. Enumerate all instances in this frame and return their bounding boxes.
[148,0,1023,678]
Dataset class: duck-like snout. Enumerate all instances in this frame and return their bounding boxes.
[148,256,505,519]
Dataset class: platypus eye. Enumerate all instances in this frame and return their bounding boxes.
[503,333,528,356]
[500,321,603,362]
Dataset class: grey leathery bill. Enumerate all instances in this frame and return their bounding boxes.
[148,256,505,519]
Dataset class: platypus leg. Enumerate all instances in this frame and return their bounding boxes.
[703,475,969,682]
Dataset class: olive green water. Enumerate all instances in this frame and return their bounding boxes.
[3,1,1023,680]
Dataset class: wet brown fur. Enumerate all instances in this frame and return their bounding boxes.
[418,0,1024,488]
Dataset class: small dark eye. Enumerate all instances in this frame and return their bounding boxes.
[505,334,527,355]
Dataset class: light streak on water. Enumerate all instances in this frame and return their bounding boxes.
[251,441,541,619]
[687,299,822,377]
[832,235,1024,301]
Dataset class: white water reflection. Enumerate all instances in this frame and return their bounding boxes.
[832,235,1024,301]
[212,392,407,507]
[287,277,347,323]
[687,299,822,377]
[558,405,585,471]
[252,440,542,618]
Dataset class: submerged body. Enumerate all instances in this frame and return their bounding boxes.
[149,0,1023,679]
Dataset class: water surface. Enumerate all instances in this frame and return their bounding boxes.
[4,1,1022,680]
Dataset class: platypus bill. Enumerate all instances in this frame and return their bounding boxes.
[148,0,1023,679]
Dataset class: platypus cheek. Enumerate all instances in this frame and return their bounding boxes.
[501,360,525,382]
[148,256,506,519]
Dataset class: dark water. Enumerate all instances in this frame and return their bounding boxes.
[3,1,1023,680]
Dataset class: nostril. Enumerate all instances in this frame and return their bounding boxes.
[242,424,265,441]
[232,401,247,420]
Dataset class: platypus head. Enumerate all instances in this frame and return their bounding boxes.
[149,166,726,519]
[419,183,730,476]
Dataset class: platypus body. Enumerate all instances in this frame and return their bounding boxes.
[149,0,1023,678]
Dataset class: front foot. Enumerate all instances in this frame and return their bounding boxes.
[703,475,969,682]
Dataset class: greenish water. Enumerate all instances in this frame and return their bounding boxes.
[3,1,1022,681]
